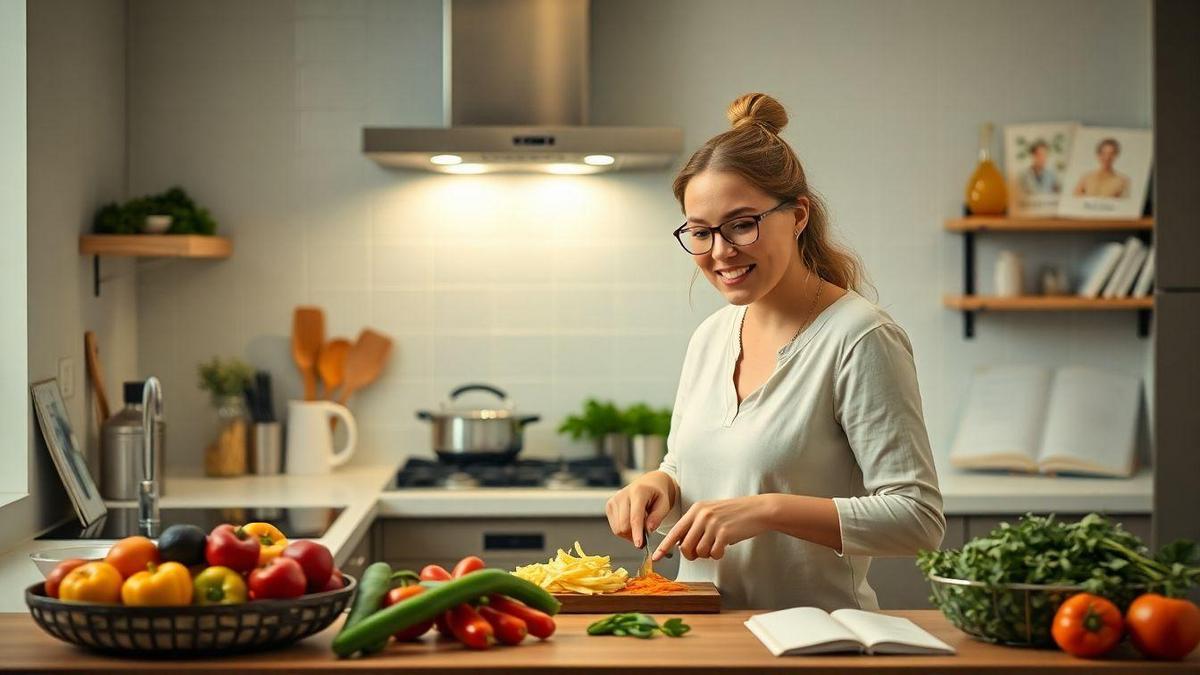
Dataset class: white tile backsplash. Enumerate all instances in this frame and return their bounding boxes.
[129,0,1152,469]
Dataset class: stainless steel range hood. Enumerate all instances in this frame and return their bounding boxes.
[363,0,681,174]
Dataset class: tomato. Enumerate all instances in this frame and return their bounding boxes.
[320,568,345,592]
[205,524,261,574]
[446,603,493,649]
[382,585,434,641]
[105,536,159,579]
[418,564,452,581]
[247,556,307,600]
[1052,593,1124,658]
[487,594,556,639]
[44,559,87,599]
[1126,593,1200,660]
[58,561,123,604]
[281,540,333,592]
[452,556,485,578]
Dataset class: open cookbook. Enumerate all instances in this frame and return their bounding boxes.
[948,365,1140,477]
[745,607,955,656]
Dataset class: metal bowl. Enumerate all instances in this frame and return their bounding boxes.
[927,573,1084,647]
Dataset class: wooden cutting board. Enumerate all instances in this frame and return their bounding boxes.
[553,582,720,613]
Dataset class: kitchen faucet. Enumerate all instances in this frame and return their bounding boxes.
[138,377,163,537]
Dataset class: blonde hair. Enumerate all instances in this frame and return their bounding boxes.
[673,93,873,298]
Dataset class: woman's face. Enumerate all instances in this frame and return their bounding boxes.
[681,170,807,306]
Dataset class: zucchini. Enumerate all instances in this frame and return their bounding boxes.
[332,568,560,657]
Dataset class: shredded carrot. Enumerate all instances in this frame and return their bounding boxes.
[622,571,689,594]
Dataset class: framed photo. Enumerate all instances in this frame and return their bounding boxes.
[1004,122,1077,217]
[1057,127,1153,220]
[31,379,107,526]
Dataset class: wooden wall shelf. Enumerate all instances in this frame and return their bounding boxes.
[943,295,1154,311]
[79,235,233,297]
[79,234,232,258]
[944,216,1153,232]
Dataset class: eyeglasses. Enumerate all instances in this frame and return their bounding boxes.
[672,200,794,255]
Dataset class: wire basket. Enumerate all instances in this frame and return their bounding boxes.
[25,574,355,658]
[927,573,1082,647]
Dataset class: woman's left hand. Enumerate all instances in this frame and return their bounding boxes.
[652,495,776,561]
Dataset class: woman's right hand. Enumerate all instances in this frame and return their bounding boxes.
[605,471,676,549]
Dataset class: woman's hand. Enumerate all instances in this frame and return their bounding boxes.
[605,471,676,548]
[652,495,777,562]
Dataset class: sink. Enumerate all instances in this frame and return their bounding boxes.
[35,506,345,540]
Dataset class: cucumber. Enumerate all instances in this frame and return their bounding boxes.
[336,562,393,655]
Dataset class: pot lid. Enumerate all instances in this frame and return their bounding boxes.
[427,384,524,419]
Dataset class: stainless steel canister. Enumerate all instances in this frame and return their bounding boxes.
[100,381,165,501]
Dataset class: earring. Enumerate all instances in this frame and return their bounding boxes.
[794,230,801,239]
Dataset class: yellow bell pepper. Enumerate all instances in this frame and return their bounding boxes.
[59,561,123,604]
[242,522,288,566]
[121,561,193,606]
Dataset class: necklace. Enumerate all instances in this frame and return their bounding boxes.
[738,272,825,354]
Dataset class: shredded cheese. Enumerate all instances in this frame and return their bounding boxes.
[511,541,629,594]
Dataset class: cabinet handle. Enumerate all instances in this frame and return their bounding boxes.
[483,533,545,551]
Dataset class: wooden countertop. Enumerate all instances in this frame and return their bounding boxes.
[2,610,1197,674]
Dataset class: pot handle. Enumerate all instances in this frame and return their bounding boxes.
[518,415,541,426]
[449,383,507,402]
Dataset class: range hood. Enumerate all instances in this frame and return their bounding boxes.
[363,0,681,174]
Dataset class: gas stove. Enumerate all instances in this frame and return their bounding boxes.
[390,456,621,490]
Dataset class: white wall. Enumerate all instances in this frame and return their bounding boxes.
[16,0,136,542]
[129,0,1152,470]
[0,0,27,500]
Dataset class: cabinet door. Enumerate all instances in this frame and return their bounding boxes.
[1154,0,1200,288]
[867,516,966,609]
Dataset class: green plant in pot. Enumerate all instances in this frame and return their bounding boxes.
[621,404,671,472]
[197,357,254,478]
[558,399,629,465]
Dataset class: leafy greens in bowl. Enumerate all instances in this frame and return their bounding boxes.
[917,513,1200,647]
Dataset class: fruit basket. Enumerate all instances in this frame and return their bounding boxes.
[25,574,355,657]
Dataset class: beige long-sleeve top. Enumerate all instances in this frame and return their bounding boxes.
[657,290,945,611]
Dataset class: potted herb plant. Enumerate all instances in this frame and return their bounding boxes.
[621,404,671,472]
[197,357,254,477]
[557,399,630,467]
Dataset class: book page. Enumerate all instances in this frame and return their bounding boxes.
[831,609,955,655]
[745,607,863,656]
[948,366,1052,471]
[1037,367,1140,477]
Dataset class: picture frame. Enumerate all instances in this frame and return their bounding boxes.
[1057,126,1154,220]
[1003,122,1078,218]
[31,379,107,526]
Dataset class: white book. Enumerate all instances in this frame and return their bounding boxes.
[745,607,955,656]
[1132,246,1155,297]
[1113,244,1148,298]
[1077,242,1124,298]
[949,366,1140,477]
[1102,237,1145,298]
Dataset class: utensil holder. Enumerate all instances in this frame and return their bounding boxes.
[251,422,283,475]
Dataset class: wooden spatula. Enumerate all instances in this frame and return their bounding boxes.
[336,329,392,406]
[291,307,325,401]
[317,338,350,400]
[83,331,110,429]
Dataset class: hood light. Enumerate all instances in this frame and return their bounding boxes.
[583,154,615,166]
[430,154,463,165]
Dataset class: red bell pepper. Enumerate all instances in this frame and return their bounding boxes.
[205,524,261,574]
[479,605,528,645]
[447,603,493,649]
[487,594,556,639]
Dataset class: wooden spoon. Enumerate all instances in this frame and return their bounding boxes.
[337,329,392,406]
[291,307,325,401]
[317,338,350,400]
[83,331,110,429]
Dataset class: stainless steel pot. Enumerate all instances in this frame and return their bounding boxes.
[416,384,540,462]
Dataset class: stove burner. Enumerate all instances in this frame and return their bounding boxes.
[392,456,621,490]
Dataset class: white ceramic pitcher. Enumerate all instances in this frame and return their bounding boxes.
[285,400,357,475]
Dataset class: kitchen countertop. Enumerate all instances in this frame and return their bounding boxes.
[1,610,1194,673]
[0,458,1153,612]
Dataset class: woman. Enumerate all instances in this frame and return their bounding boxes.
[605,93,945,611]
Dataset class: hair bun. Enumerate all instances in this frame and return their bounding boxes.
[726,93,788,135]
